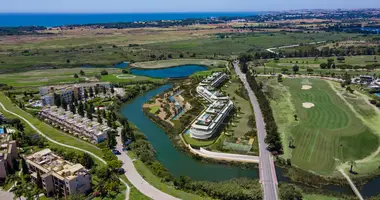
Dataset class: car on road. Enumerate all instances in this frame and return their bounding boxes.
[112,149,121,155]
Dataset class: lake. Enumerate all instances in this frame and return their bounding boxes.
[130,65,208,78]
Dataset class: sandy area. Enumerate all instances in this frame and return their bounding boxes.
[302,102,315,108]
[301,85,312,90]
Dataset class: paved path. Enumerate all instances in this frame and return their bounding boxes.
[233,61,278,200]
[0,189,25,200]
[188,145,259,163]
[0,102,132,200]
[115,135,179,200]
[339,169,364,200]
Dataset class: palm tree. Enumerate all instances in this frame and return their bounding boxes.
[349,160,356,173]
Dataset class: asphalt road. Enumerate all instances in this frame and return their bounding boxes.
[233,61,279,200]
[189,146,259,163]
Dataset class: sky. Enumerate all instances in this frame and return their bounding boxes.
[1,0,380,13]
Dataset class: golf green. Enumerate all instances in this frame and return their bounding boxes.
[284,78,379,174]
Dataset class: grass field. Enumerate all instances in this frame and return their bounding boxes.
[131,59,228,69]
[303,194,339,200]
[149,106,160,114]
[0,67,122,87]
[268,78,379,175]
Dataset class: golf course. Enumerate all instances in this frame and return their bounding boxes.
[268,78,379,175]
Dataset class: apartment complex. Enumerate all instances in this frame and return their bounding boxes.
[190,72,233,140]
[40,82,111,106]
[0,132,17,179]
[26,149,91,198]
[40,106,109,143]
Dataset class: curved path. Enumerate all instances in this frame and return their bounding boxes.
[0,102,131,200]
[115,135,179,200]
[188,145,259,163]
[233,61,278,200]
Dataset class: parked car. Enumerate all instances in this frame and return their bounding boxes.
[112,149,121,155]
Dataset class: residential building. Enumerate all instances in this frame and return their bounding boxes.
[26,149,91,198]
[39,106,109,143]
[0,132,17,179]
[190,72,233,140]
[190,99,234,139]
[40,82,111,106]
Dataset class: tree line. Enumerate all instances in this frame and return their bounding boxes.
[245,69,283,154]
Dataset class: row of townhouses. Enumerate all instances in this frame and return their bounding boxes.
[39,106,109,143]
[190,72,234,140]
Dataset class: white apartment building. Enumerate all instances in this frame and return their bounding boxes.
[190,72,233,140]
[40,106,109,143]
[26,149,92,198]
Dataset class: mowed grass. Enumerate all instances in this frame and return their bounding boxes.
[0,67,122,87]
[282,79,379,175]
[149,106,160,114]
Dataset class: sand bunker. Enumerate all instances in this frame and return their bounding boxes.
[301,85,312,90]
[116,74,136,79]
[302,102,315,108]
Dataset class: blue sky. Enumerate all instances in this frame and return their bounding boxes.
[1,0,380,13]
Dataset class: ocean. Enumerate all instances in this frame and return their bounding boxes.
[0,12,256,27]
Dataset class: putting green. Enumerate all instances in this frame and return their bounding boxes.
[283,79,379,175]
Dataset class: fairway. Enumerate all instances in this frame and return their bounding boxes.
[281,79,379,174]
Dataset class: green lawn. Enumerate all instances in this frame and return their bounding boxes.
[127,152,211,200]
[223,79,254,137]
[269,78,379,175]
[182,132,218,147]
[0,67,122,87]
[131,59,228,69]
[149,106,161,114]
[0,93,103,156]
[303,194,339,200]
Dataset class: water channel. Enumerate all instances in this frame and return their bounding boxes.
[120,66,380,197]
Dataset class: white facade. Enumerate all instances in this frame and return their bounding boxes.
[190,72,233,140]
[40,106,109,143]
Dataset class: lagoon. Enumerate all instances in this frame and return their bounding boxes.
[130,65,207,78]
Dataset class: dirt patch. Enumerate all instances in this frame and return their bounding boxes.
[302,102,315,108]
[301,85,312,90]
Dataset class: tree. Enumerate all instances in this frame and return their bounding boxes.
[97,113,103,124]
[80,70,85,76]
[306,68,313,74]
[78,101,85,117]
[54,93,61,107]
[337,56,345,63]
[83,89,88,100]
[21,157,29,175]
[36,171,43,189]
[107,131,117,149]
[279,184,302,200]
[281,68,289,74]
[69,103,76,114]
[82,153,94,169]
[61,98,68,111]
[73,73,79,78]
[349,160,356,173]
[101,70,108,76]
[67,59,70,64]
[294,114,298,121]
[292,65,299,74]
[89,87,94,98]
[179,53,184,58]
[320,63,328,69]
[110,85,115,95]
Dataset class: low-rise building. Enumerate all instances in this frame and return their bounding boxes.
[26,149,92,198]
[39,106,109,143]
[0,131,17,179]
[40,82,111,106]
[190,99,234,139]
[190,72,233,140]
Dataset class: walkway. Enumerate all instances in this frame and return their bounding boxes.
[0,102,130,200]
[339,169,364,200]
[188,145,259,163]
[233,61,279,200]
[115,135,180,200]
[0,190,25,200]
